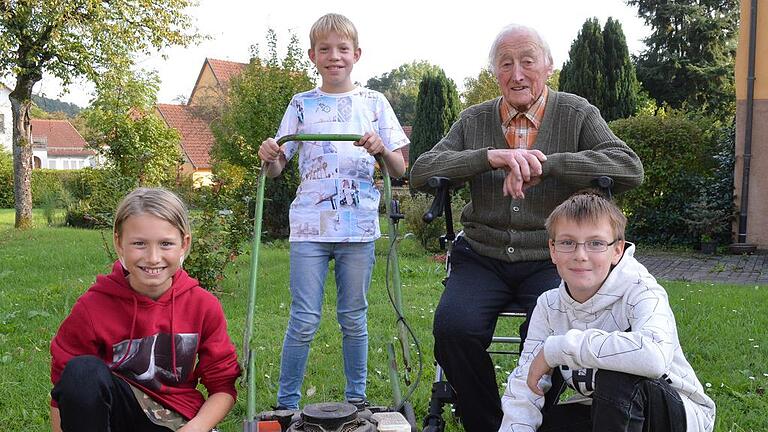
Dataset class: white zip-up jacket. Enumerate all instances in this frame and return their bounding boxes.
[499,243,716,432]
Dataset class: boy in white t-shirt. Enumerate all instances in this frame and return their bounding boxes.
[499,191,716,432]
[258,12,408,410]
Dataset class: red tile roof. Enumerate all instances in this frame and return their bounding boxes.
[30,119,94,156]
[155,104,214,169]
[206,58,248,86]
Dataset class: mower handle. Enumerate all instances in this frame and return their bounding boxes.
[275,133,392,177]
[276,133,363,146]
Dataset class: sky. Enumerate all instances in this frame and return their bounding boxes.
[30,0,652,108]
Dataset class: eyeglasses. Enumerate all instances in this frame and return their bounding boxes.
[552,239,618,253]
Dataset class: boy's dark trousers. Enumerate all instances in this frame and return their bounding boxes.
[432,237,560,432]
[52,355,171,432]
[539,369,688,432]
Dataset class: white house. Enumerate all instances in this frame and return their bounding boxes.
[30,119,97,169]
[0,83,11,154]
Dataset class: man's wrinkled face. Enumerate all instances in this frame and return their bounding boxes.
[493,29,553,111]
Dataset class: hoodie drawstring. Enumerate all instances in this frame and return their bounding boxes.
[171,287,178,381]
[112,295,138,370]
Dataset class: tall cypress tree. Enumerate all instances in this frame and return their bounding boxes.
[602,18,638,121]
[409,69,460,169]
[560,18,607,113]
[560,17,639,121]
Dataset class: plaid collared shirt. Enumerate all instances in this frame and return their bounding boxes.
[499,87,548,149]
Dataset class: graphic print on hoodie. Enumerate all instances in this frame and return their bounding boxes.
[112,332,198,391]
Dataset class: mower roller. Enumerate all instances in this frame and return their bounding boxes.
[241,134,420,432]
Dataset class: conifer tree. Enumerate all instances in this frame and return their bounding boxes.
[560,17,639,121]
[560,18,607,112]
[409,70,460,169]
[602,18,638,121]
[627,0,737,115]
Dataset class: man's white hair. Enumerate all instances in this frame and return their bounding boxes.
[488,24,553,74]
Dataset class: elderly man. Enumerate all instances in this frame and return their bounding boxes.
[409,24,644,431]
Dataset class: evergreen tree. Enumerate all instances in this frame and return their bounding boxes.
[410,70,460,169]
[560,17,639,121]
[602,18,638,121]
[560,18,607,113]
[627,0,738,115]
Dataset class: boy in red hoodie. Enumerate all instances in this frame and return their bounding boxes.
[50,188,241,432]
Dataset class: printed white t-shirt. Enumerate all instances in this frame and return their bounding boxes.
[276,87,409,243]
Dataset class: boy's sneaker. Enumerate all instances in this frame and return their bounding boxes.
[346,397,370,410]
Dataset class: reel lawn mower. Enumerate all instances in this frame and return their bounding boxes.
[240,134,421,432]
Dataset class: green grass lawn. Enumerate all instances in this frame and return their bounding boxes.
[0,208,766,431]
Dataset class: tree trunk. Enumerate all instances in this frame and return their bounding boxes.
[9,76,37,229]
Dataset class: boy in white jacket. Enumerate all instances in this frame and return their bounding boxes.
[499,191,715,432]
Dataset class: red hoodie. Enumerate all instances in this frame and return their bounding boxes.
[51,261,241,420]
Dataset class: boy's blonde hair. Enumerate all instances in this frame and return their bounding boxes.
[114,188,192,252]
[545,190,627,241]
[309,13,359,49]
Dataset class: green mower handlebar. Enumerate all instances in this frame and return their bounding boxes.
[275,134,389,175]
[276,133,363,145]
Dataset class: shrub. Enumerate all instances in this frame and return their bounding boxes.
[400,191,465,252]
[31,169,70,205]
[610,111,729,245]
[185,163,250,291]
[681,122,735,245]
[0,149,13,208]
[64,168,137,228]
[171,172,202,210]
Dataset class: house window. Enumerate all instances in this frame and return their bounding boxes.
[63,160,70,169]
[48,160,56,169]
[0,113,4,133]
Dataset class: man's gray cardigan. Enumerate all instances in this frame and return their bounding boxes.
[409,90,644,263]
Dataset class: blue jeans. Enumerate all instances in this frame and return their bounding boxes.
[277,241,376,409]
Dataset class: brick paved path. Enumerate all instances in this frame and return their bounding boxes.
[635,251,768,285]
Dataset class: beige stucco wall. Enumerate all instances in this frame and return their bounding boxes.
[733,0,768,247]
[188,64,224,107]
[736,0,768,99]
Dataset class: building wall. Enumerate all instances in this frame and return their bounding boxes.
[188,64,224,107]
[179,161,212,187]
[192,169,213,187]
[0,87,12,153]
[734,0,768,247]
[45,156,96,170]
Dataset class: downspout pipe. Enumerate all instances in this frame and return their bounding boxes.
[738,0,758,243]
